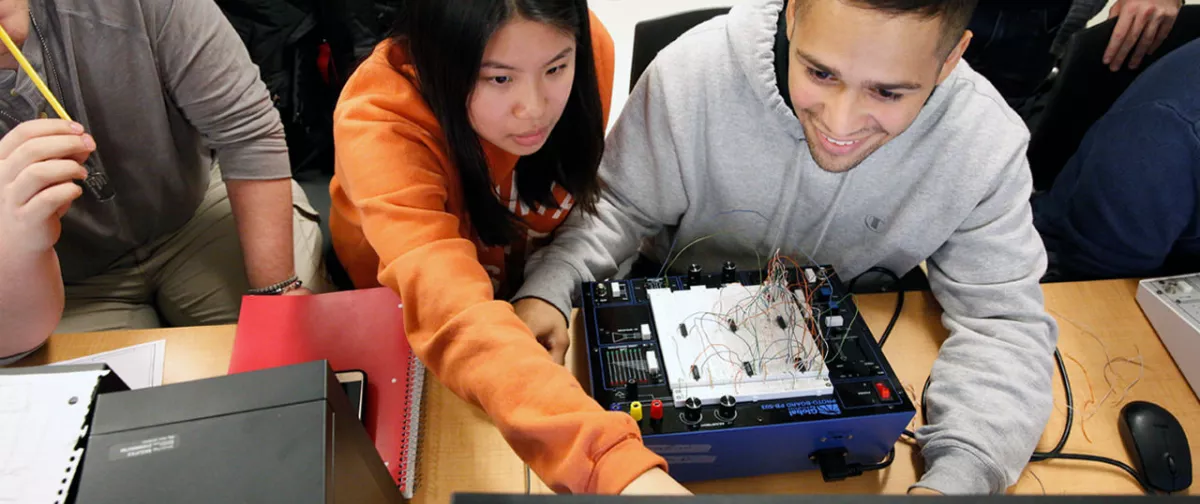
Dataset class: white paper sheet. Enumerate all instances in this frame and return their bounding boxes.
[52,340,165,390]
[0,369,107,503]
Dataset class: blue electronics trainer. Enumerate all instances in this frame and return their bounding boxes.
[580,256,915,482]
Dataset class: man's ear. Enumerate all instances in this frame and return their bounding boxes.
[785,0,796,42]
[936,30,973,85]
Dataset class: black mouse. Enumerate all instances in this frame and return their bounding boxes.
[1119,401,1192,493]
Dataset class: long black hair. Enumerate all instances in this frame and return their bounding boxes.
[395,0,605,246]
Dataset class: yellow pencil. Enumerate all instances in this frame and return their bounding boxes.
[0,23,72,121]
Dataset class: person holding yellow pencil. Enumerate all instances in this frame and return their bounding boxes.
[0,0,324,363]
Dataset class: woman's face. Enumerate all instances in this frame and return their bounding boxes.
[469,16,577,156]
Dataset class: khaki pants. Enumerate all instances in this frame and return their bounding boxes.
[56,172,325,333]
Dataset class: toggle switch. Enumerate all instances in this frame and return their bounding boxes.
[875,382,893,401]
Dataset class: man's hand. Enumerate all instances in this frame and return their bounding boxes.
[1104,0,1181,71]
[620,468,692,495]
[908,488,943,496]
[512,297,570,365]
[0,120,94,254]
[282,287,314,296]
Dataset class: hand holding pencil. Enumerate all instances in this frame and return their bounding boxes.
[0,23,94,250]
[0,119,94,253]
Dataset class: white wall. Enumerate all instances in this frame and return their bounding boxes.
[591,0,1199,127]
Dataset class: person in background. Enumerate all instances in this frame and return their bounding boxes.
[329,0,687,495]
[0,0,322,365]
[1034,38,1199,281]
[515,0,1059,494]
[965,0,1181,110]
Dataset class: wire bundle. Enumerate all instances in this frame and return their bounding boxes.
[668,252,845,393]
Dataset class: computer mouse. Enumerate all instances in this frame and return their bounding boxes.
[1119,401,1192,493]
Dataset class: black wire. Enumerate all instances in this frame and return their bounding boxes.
[1031,453,1152,493]
[1034,349,1073,457]
[893,344,1151,493]
[849,268,1149,492]
[848,267,904,347]
[1025,352,1150,493]
[857,447,896,472]
[879,288,903,348]
[851,267,904,474]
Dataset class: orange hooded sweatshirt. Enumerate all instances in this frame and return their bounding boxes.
[329,13,667,494]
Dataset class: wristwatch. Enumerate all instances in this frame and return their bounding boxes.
[247,275,303,295]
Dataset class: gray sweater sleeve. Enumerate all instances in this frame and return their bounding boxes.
[913,144,1059,494]
[515,65,690,318]
[145,0,291,181]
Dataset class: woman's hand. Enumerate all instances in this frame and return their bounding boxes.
[513,297,570,365]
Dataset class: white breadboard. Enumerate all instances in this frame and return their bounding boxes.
[1137,273,1200,398]
[648,284,833,407]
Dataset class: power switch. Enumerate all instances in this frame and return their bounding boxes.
[874,382,893,401]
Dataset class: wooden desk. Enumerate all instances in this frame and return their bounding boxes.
[20,279,1200,499]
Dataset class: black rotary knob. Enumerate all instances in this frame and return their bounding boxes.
[683,397,703,423]
[721,261,737,284]
[688,264,703,286]
[717,395,737,421]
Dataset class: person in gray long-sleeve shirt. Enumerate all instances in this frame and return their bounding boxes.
[0,0,325,363]
[512,0,1058,495]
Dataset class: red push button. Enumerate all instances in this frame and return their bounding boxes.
[650,399,664,420]
[875,382,893,401]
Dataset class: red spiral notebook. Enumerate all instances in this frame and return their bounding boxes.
[227,287,425,499]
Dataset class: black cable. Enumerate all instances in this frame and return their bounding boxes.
[847,268,1148,491]
[848,267,904,347]
[1034,349,1073,457]
[1032,451,1152,493]
[856,448,896,472]
[823,447,897,480]
[1026,352,1150,493]
[895,346,1152,493]
[850,267,904,475]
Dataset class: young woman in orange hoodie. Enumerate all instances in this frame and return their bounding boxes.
[329,0,687,495]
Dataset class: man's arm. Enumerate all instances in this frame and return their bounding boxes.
[515,61,691,318]
[226,179,303,291]
[0,121,92,360]
[1035,103,1199,280]
[914,144,1059,494]
[0,250,62,361]
[143,0,300,290]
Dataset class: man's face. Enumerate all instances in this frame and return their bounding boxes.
[785,0,969,173]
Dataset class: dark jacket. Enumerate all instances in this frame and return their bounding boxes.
[1034,39,1200,281]
[217,0,403,179]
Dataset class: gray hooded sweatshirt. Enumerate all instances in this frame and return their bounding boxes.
[516,0,1058,494]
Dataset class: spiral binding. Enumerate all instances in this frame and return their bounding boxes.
[57,373,104,504]
[56,447,84,504]
[396,354,427,499]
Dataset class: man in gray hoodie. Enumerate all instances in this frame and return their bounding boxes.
[513,0,1058,495]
